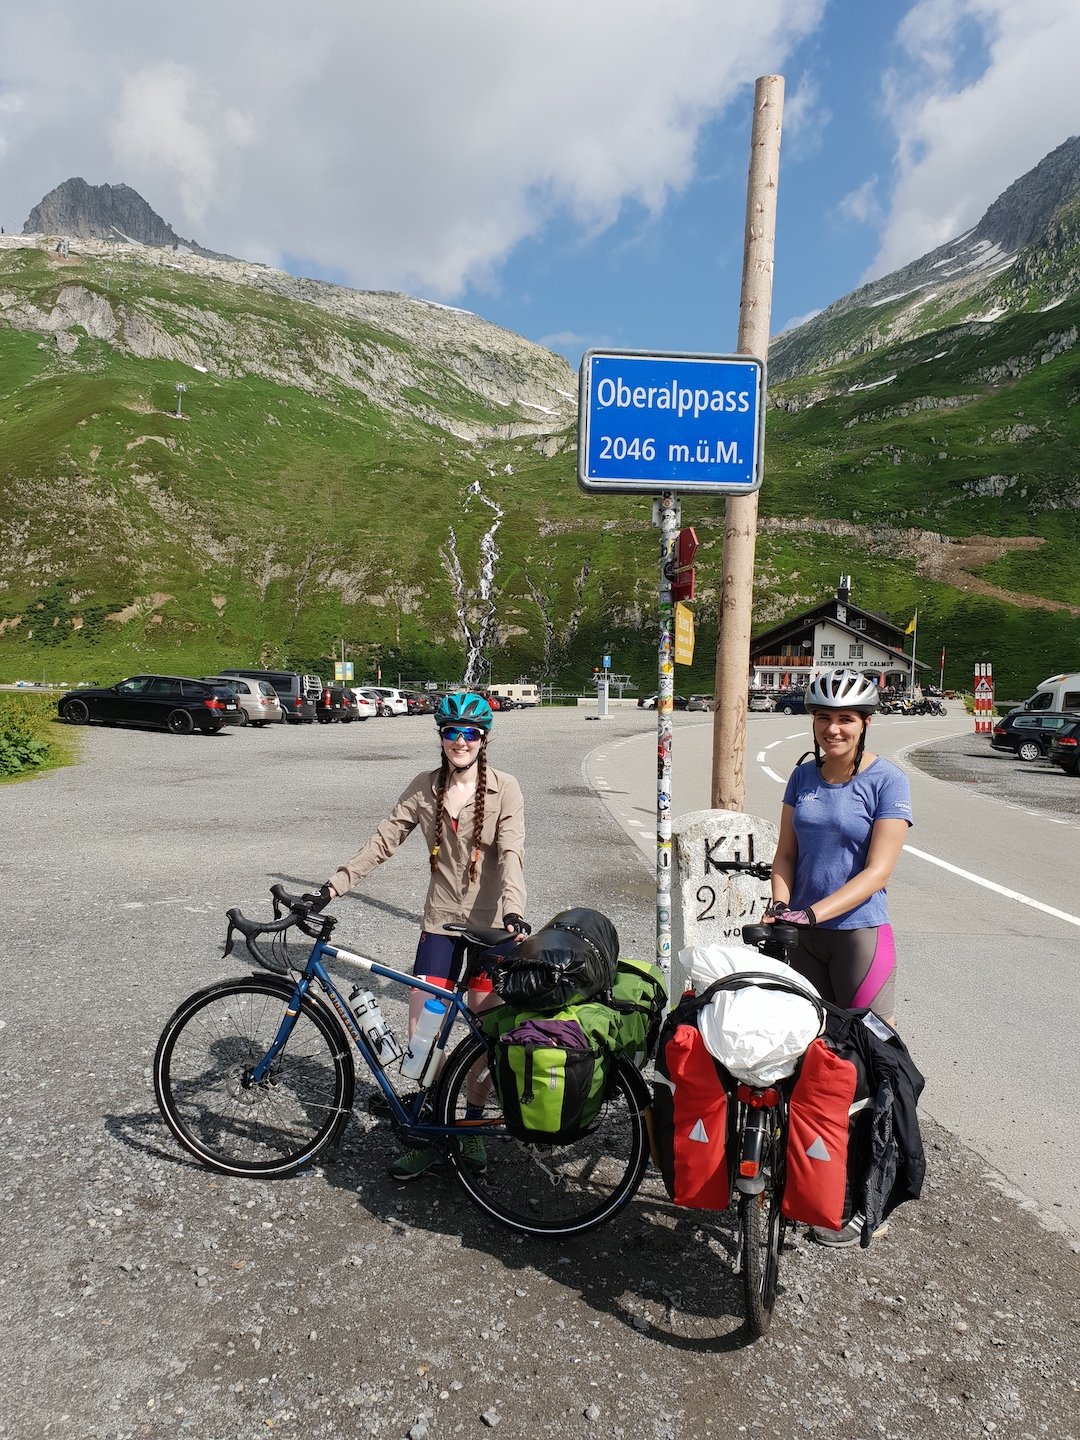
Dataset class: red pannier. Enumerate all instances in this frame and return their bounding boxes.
[782,1035,871,1230]
[652,1020,737,1211]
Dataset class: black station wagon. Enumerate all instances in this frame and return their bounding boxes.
[57,675,242,735]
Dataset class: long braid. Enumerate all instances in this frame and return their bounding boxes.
[853,719,869,774]
[469,743,488,884]
[429,755,450,873]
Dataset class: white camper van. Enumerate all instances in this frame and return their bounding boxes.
[489,683,540,708]
[1010,672,1080,714]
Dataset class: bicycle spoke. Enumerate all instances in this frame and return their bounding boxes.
[435,1036,647,1237]
[155,978,353,1176]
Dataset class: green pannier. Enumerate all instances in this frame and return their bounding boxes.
[482,1001,621,1144]
[609,958,668,1069]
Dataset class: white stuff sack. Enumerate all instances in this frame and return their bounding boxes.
[679,945,824,1086]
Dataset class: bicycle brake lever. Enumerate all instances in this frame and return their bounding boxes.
[223,917,238,959]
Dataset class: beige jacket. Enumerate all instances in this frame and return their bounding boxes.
[330,764,526,934]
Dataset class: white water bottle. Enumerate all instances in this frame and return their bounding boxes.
[350,988,403,1067]
[400,997,447,1084]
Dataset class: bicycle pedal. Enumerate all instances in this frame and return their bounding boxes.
[366,1091,393,1119]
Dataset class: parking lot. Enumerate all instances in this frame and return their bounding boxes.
[904,726,1080,821]
[3,708,1078,1439]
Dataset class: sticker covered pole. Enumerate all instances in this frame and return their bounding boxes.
[655,490,680,986]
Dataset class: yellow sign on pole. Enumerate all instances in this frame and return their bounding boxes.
[674,601,695,665]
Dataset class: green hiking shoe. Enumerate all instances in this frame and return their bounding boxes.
[457,1134,487,1173]
[388,1145,442,1182]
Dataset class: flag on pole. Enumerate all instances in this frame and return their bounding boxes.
[905,615,917,635]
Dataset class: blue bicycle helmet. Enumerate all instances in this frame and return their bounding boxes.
[435,691,493,731]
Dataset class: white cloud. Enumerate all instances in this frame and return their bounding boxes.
[776,307,822,335]
[0,0,826,294]
[868,0,1080,279]
[837,177,881,227]
[110,64,255,223]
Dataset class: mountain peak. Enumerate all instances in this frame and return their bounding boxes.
[22,177,228,258]
[769,133,1080,381]
[972,134,1080,253]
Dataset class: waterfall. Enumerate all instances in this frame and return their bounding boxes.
[441,474,504,686]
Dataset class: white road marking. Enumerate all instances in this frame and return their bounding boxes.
[903,843,1080,929]
[762,767,785,784]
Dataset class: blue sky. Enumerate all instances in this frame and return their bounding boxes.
[2,1,1078,368]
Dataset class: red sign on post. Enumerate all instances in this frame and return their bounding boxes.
[671,526,698,602]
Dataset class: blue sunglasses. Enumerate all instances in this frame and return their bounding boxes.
[439,725,484,743]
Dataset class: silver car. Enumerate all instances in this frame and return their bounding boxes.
[204,675,283,727]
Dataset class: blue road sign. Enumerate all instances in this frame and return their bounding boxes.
[578,349,764,495]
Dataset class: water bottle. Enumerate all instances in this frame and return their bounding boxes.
[399,997,448,1084]
[349,988,403,1067]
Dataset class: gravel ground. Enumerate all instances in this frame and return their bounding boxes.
[903,727,1080,822]
[2,708,1078,1440]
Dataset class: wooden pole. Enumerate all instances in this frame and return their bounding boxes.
[711,74,784,811]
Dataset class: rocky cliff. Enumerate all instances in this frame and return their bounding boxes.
[23,177,228,259]
[770,135,1080,381]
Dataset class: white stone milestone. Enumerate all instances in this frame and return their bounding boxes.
[672,809,777,966]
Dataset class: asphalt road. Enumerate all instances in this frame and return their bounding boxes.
[2,709,1078,1440]
[588,704,1080,1239]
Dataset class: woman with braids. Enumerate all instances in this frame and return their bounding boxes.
[318,691,527,1181]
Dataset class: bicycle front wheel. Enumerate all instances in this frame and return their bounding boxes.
[154,976,355,1177]
[739,1122,785,1336]
[435,1035,648,1238]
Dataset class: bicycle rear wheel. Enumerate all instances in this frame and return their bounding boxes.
[739,1121,786,1336]
[154,976,354,1177]
[435,1035,648,1238]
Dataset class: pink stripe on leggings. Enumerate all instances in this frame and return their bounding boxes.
[851,924,895,1010]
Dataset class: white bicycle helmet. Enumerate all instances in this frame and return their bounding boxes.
[806,668,880,714]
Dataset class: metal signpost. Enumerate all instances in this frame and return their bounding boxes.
[577,349,764,987]
[974,662,994,734]
[597,653,611,718]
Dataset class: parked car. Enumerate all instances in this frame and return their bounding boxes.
[991,710,1080,762]
[748,691,775,712]
[401,690,435,716]
[772,689,807,716]
[220,669,320,724]
[347,688,376,721]
[479,688,514,711]
[1047,716,1080,775]
[203,675,282,727]
[687,694,714,712]
[1008,671,1080,715]
[637,693,690,710]
[316,684,357,723]
[56,674,242,735]
[358,686,408,717]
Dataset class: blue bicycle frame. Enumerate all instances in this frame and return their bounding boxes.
[246,934,489,1142]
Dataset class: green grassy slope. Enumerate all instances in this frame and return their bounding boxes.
[0,243,1077,699]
